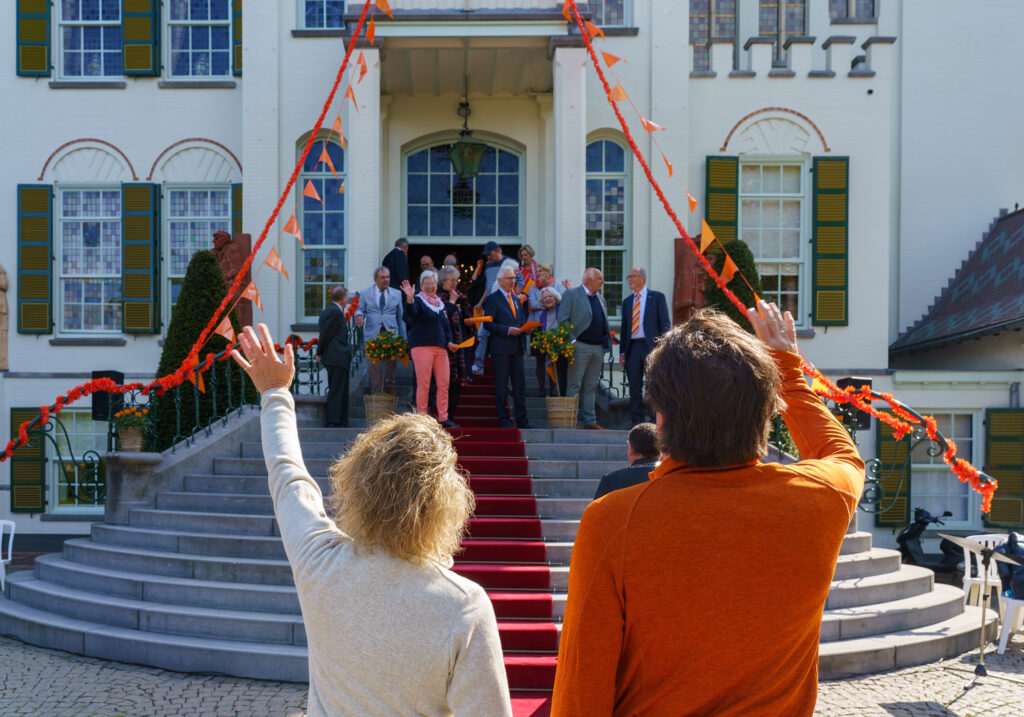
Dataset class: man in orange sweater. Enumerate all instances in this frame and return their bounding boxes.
[551,302,864,716]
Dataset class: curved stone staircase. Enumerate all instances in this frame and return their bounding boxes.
[0,363,997,714]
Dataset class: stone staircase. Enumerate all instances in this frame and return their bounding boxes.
[0,363,998,689]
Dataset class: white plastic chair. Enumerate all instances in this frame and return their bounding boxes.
[962,533,1006,613]
[997,596,1024,654]
[0,520,14,592]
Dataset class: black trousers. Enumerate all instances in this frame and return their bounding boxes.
[325,361,350,426]
[626,344,651,425]
[492,351,527,425]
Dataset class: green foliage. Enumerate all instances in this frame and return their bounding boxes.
[149,251,254,451]
[703,239,763,333]
[769,415,800,460]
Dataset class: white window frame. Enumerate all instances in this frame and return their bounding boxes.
[163,184,233,328]
[585,137,631,318]
[165,0,233,80]
[56,185,123,336]
[590,0,633,28]
[737,157,808,327]
[297,0,347,29]
[298,139,347,322]
[910,410,981,530]
[56,0,124,81]
[830,0,877,22]
[48,409,109,515]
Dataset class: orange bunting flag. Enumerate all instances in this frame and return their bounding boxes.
[242,281,263,312]
[562,0,572,22]
[640,116,665,133]
[213,316,236,343]
[357,51,368,83]
[338,180,345,194]
[303,180,323,205]
[700,219,716,253]
[264,246,289,280]
[585,20,605,39]
[722,256,739,283]
[608,83,628,102]
[283,214,304,248]
[662,152,673,178]
[753,293,765,317]
[186,354,206,394]
[375,0,393,18]
[455,336,475,350]
[602,51,622,67]
[318,147,337,177]
[811,376,829,394]
[344,84,358,112]
[367,18,376,44]
[330,115,346,150]
[687,190,698,213]
[546,363,558,385]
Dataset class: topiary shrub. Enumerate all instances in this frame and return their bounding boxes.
[703,238,763,333]
[149,251,254,451]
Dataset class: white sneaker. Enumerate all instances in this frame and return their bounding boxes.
[472,365,485,376]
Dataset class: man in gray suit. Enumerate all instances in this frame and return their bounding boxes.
[354,266,406,395]
[560,267,611,430]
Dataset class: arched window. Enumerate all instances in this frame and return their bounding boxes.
[586,139,629,313]
[298,139,345,319]
[405,142,521,240]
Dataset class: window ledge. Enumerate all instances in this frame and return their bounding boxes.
[690,70,716,78]
[49,338,127,347]
[830,17,878,25]
[796,329,816,339]
[39,513,103,522]
[292,29,346,38]
[728,70,756,78]
[768,69,796,78]
[158,80,237,89]
[601,27,640,37]
[848,70,876,78]
[49,80,127,89]
[809,70,836,78]
[290,323,319,333]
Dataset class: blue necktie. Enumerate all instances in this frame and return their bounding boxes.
[379,290,386,312]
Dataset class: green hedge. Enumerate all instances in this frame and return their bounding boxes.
[703,238,763,333]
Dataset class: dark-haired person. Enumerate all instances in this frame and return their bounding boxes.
[230,325,512,716]
[551,302,865,717]
[316,285,351,428]
[593,423,659,499]
[382,237,410,288]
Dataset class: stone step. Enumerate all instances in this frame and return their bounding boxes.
[255,440,628,462]
[520,429,630,445]
[820,584,967,642]
[130,508,278,536]
[6,573,306,646]
[817,606,998,679]
[831,548,902,581]
[93,524,287,560]
[826,564,934,610]
[0,596,310,682]
[840,531,873,555]
[531,478,599,499]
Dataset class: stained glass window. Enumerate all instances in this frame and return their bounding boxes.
[300,140,346,318]
[59,189,122,332]
[169,0,232,77]
[590,0,629,27]
[60,0,123,78]
[304,0,346,28]
[406,143,521,240]
[759,0,805,66]
[585,140,629,315]
[167,188,232,306]
[829,0,875,21]
[689,0,736,72]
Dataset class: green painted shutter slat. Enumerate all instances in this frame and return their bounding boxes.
[812,156,849,326]
[704,156,738,242]
[121,183,160,333]
[17,184,53,334]
[984,409,1024,528]
[875,412,911,527]
[232,0,242,76]
[122,0,160,77]
[232,183,243,234]
[10,408,46,514]
[16,0,51,77]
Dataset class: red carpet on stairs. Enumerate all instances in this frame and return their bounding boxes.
[448,372,555,717]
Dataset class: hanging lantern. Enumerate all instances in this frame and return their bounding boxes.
[449,101,486,180]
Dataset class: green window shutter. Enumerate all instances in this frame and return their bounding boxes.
[232,183,243,234]
[121,183,160,333]
[10,409,46,514]
[16,0,50,77]
[704,156,738,242]
[812,157,849,326]
[232,0,242,76]
[122,0,160,77]
[875,412,911,527]
[983,409,1024,528]
[17,184,53,334]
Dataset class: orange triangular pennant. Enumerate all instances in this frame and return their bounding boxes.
[283,214,304,248]
[185,354,206,394]
[700,219,715,252]
[753,293,765,317]
[344,84,358,112]
[662,152,673,178]
[585,20,605,39]
[608,83,628,102]
[332,116,347,150]
[367,17,376,43]
[357,51,368,83]
[241,281,264,312]
[375,0,393,18]
[264,246,289,280]
[602,51,622,67]
[318,147,337,177]
[687,190,698,213]
[722,256,738,283]
[640,116,665,133]
[338,180,345,194]
[214,316,236,343]
[546,363,558,384]
[303,180,323,206]
[562,0,571,22]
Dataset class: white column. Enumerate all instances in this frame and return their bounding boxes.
[344,47,382,296]
[552,46,587,285]
[535,93,555,264]
[241,5,280,332]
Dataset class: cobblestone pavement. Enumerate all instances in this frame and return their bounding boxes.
[0,631,1020,716]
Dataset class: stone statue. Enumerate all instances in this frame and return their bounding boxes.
[0,263,7,370]
[211,230,253,327]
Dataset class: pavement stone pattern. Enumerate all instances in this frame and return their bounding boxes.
[0,632,1020,716]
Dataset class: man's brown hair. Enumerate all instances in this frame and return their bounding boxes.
[627,423,659,460]
[645,308,780,466]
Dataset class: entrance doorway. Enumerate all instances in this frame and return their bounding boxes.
[407,242,522,293]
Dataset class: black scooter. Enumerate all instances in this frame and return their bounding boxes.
[895,507,962,576]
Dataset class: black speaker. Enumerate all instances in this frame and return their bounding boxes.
[91,370,125,421]
[836,376,873,431]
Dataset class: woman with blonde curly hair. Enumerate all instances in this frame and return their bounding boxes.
[231,324,512,717]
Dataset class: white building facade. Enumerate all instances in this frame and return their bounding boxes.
[3,0,1022,549]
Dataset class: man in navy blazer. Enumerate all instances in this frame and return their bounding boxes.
[484,265,533,428]
[619,267,672,426]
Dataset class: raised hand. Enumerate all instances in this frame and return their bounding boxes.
[746,301,798,354]
[400,280,415,301]
[230,324,295,394]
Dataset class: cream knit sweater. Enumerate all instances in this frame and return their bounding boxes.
[260,388,513,716]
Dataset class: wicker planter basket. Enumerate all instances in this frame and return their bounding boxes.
[545,396,579,429]
[364,394,397,424]
[119,427,144,452]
